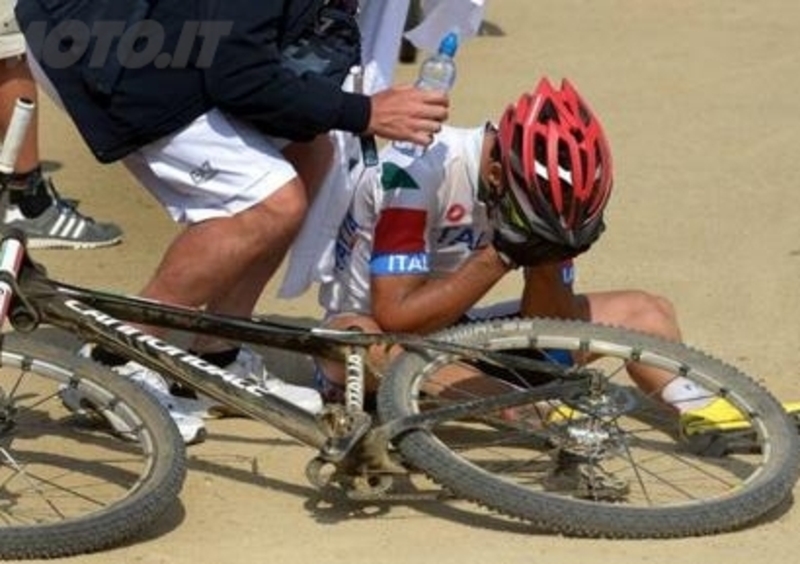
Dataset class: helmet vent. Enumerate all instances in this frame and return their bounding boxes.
[538,100,559,124]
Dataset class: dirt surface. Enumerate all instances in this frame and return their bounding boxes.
[15,0,800,562]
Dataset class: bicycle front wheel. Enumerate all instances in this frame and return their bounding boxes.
[378,318,800,538]
[0,333,186,560]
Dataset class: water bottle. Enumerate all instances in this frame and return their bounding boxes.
[393,32,459,157]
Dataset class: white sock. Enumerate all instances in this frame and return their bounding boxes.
[660,377,715,413]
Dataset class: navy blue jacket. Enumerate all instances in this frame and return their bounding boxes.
[16,0,370,162]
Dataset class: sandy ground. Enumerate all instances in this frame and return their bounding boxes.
[11,0,800,562]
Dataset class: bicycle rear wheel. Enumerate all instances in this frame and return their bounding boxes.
[0,333,186,559]
[378,318,800,538]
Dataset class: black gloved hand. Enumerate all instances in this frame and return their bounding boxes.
[492,228,585,269]
[484,187,600,268]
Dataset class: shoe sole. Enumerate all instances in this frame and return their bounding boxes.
[683,411,800,456]
[684,407,800,436]
[184,427,207,445]
[24,236,123,250]
[63,385,207,445]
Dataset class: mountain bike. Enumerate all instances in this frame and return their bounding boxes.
[1,93,799,559]
[1,225,800,559]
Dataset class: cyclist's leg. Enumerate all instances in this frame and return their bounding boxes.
[315,312,522,408]
[315,313,389,402]
[580,289,796,430]
[582,290,681,396]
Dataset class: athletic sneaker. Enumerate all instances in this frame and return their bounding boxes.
[59,384,139,440]
[63,346,207,445]
[679,398,800,436]
[546,404,586,424]
[3,183,123,249]
[172,346,324,419]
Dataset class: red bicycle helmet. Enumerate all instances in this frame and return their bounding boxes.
[496,77,613,249]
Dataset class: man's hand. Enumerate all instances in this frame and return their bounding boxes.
[492,228,585,268]
[367,85,449,145]
[486,191,595,267]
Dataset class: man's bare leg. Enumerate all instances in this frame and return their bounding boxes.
[139,176,307,330]
[584,290,681,396]
[186,135,334,353]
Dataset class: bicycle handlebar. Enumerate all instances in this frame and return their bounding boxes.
[0,97,35,175]
[0,98,36,326]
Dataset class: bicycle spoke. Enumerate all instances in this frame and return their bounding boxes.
[0,336,185,559]
[379,318,800,537]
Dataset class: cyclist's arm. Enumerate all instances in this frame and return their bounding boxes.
[371,245,512,334]
[368,144,511,333]
[519,261,588,320]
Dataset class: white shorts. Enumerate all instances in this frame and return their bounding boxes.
[0,0,24,60]
[123,109,297,224]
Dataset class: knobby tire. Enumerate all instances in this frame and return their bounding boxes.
[0,333,186,559]
[378,318,800,538]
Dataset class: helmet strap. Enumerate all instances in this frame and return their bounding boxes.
[478,126,505,205]
[478,161,504,204]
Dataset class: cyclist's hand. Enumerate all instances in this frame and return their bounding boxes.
[492,227,586,268]
[485,192,591,267]
[367,85,449,145]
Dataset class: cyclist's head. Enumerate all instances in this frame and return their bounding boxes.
[489,77,613,252]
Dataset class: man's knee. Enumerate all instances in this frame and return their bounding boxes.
[626,291,679,338]
[252,177,309,228]
[589,290,680,340]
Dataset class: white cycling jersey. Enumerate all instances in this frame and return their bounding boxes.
[318,124,575,317]
[319,125,490,315]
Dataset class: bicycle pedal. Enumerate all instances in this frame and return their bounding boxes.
[789,411,800,433]
[682,430,761,457]
[319,411,372,463]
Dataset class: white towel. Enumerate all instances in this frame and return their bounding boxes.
[277,0,412,299]
[277,134,353,298]
[277,0,487,299]
[405,0,486,52]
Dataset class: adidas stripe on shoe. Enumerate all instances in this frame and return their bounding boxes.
[4,200,122,250]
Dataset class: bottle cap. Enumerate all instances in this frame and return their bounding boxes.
[438,32,459,57]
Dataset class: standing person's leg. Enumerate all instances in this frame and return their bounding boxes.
[0,46,122,248]
[137,181,308,313]
[0,56,39,173]
[75,110,325,443]
[127,110,311,313]
[194,134,334,331]
[118,109,324,415]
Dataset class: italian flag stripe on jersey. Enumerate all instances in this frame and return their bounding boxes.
[373,208,426,254]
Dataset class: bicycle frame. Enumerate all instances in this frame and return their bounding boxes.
[0,95,582,477]
[7,227,794,542]
[0,229,573,463]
